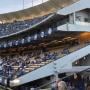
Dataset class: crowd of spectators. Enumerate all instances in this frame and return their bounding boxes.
[0,40,89,83]
[50,72,90,90]
[0,43,75,80]
[0,49,58,80]
[65,74,90,90]
[29,73,90,90]
[0,43,79,80]
[0,14,52,37]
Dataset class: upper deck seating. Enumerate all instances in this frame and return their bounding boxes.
[0,14,52,37]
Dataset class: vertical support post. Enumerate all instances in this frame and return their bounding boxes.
[32,0,33,7]
[51,61,59,90]
[73,12,76,24]
[23,0,24,9]
[42,0,43,3]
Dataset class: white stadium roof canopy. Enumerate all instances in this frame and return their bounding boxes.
[0,0,79,22]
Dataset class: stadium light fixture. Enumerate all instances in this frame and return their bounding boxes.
[13,79,20,84]
[48,28,52,35]
[34,34,37,40]
[4,43,7,48]
[41,31,44,38]
[27,36,31,42]
[21,38,25,44]
[0,77,2,82]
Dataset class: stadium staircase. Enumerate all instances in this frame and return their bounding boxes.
[10,42,90,87]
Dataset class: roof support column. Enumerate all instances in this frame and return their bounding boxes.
[73,12,76,24]
[51,60,59,90]
[32,0,33,7]
[22,0,24,9]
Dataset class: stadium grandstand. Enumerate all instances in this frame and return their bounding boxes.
[0,0,90,90]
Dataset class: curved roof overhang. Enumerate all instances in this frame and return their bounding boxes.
[57,0,89,15]
[0,0,79,22]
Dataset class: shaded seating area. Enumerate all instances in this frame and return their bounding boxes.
[0,14,52,37]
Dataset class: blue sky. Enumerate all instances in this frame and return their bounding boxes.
[0,0,48,14]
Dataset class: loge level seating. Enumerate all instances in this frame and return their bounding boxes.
[0,41,90,80]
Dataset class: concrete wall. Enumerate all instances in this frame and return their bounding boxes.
[57,23,90,32]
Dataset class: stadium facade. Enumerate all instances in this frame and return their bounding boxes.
[0,0,90,90]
